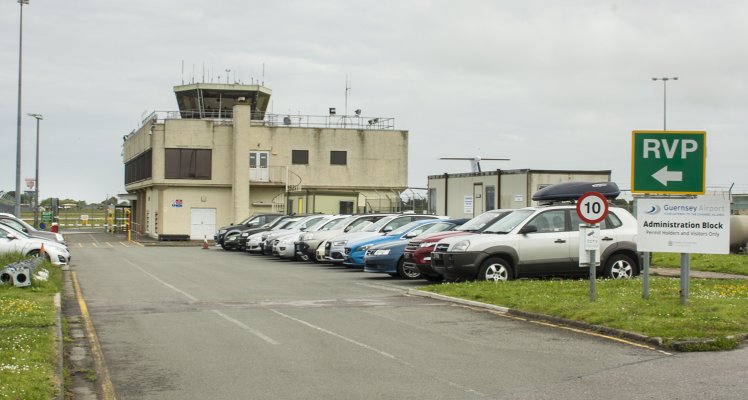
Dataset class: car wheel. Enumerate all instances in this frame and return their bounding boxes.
[220,242,230,250]
[397,258,422,280]
[604,254,636,279]
[27,249,50,261]
[478,258,512,281]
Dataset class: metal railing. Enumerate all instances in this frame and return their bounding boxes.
[140,110,395,130]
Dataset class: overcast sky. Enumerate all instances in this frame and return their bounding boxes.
[1,0,747,203]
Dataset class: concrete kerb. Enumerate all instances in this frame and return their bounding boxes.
[408,288,666,348]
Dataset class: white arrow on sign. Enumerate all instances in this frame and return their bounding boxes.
[652,166,683,186]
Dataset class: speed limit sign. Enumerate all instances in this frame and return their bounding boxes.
[576,192,609,224]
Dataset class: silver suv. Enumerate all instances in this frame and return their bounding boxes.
[431,184,639,281]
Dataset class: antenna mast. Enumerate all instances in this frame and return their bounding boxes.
[344,75,351,117]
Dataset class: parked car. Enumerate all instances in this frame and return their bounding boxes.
[273,215,348,259]
[260,215,331,255]
[0,214,66,245]
[215,213,283,250]
[295,214,391,262]
[404,210,512,281]
[363,219,468,279]
[431,182,640,281]
[343,219,450,268]
[245,217,303,254]
[0,223,71,266]
[325,214,443,264]
[223,215,298,251]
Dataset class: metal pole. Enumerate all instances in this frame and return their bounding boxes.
[642,250,650,299]
[680,253,690,305]
[589,249,596,302]
[663,79,667,131]
[33,115,41,228]
[15,1,27,218]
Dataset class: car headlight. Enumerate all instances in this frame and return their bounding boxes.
[300,233,312,241]
[332,240,347,246]
[419,241,438,248]
[358,244,373,252]
[240,232,249,237]
[219,229,227,234]
[373,249,390,256]
[452,240,471,252]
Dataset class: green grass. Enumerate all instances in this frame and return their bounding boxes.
[653,253,748,276]
[423,277,748,351]
[0,253,62,400]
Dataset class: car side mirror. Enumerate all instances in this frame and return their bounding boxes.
[382,228,392,233]
[519,225,538,235]
[404,232,418,239]
[6,234,17,240]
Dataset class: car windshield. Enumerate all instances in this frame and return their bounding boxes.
[483,210,534,234]
[319,217,349,231]
[307,217,338,232]
[0,219,27,233]
[363,216,395,232]
[348,221,372,232]
[0,223,30,239]
[418,221,456,235]
[457,212,506,232]
[273,218,300,230]
[387,220,427,236]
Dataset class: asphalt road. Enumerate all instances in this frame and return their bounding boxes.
[68,232,748,399]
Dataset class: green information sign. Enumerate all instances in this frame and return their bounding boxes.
[631,130,706,195]
[42,212,53,223]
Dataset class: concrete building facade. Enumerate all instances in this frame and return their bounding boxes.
[428,169,612,218]
[123,83,408,240]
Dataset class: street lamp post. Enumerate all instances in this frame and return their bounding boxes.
[15,0,30,218]
[28,113,43,228]
[651,77,678,130]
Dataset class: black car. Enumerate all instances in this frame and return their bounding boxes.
[214,213,283,250]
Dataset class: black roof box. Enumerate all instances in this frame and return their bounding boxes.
[532,182,620,202]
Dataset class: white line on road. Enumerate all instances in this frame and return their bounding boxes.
[211,310,280,345]
[354,282,409,293]
[271,309,406,364]
[270,309,488,397]
[106,242,113,248]
[88,234,100,244]
[123,259,199,302]
[122,258,280,344]
[120,242,130,247]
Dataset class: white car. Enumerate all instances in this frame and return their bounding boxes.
[246,217,303,253]
[259,215,331,255]
[0,223,71,266]
[273,215,349,259]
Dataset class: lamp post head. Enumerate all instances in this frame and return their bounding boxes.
[27,113,43,120]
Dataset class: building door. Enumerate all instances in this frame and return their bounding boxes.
[473,183,484,216]
[190,208,216,240]
[249,151,269,182]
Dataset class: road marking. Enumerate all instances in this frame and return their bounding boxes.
[120,242,129,247]
[77,243,83,248]
[211,310,280,345]
[91,243,98,248]
[106,242,113,248]
[354,282,409,293]
[270,309,487,397]
[122,258,279,344]
[88,234,100,244]
[271,309,405,363]
[72,271,117,400]
[123,259,199,302]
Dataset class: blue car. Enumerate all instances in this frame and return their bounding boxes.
[362,218,470,279]
[343,219,450,268]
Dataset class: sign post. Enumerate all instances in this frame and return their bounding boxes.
[577,192,609,302]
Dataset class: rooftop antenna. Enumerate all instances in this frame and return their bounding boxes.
[440,156,510,173]
[202,62,205,83]
[262,62,265,85]
[344,75,351,117]
[225,69,231,84]
[191,64,195,84]
[181,60,184,85]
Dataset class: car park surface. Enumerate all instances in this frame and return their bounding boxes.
[67,235,684,399]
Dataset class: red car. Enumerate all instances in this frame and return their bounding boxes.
[403,209,512,281]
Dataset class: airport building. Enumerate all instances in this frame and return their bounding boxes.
[123,83,408,240]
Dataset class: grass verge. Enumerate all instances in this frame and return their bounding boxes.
[0,253,62,400]
[653,253,748,276]
[422,277,748,351]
